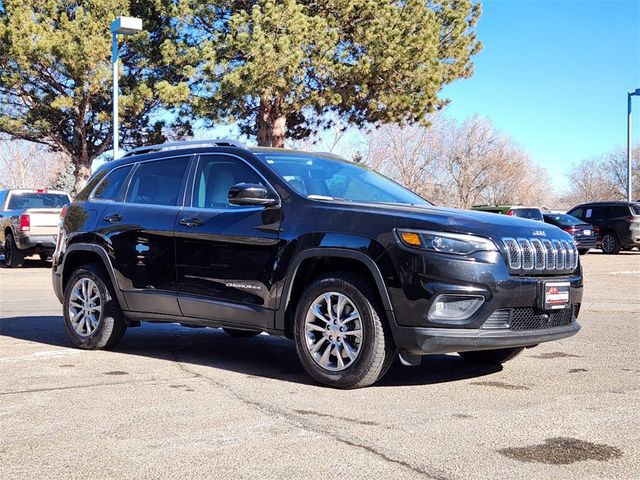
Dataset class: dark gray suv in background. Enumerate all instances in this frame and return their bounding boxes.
[567,201,640,254]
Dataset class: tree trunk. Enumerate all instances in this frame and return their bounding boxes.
[256,94,287,148]
[72,156,91,195]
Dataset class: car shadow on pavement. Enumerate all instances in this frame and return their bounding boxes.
[0,255,52,268]
[0,315,501,387]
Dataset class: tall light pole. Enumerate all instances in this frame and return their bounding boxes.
[627,88,640,202]
[111,16,143,161]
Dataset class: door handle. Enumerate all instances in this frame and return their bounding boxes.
[179,217,204,228]
[103,213,123,223]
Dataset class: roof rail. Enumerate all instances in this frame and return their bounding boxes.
[122,139,246,157]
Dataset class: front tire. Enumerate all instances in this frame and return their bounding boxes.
[458,347,524,365]
[293,273,395,389]
[4,232,24,268]
[601,234,620,254]
[63,264,126,349]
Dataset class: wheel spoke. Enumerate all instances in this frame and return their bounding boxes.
[342,341,356,360]
[71,310,83,324]
[323,294,334,323]
[318,342,333,367]
[343,329,362,339]
[335,346,345,369]
[339,311,360,326]
[306,323,326,333]
[310,305,330,324]
[309,336,327,355]
[336,295,347,322]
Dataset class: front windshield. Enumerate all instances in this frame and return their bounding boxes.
[256,153,430,206]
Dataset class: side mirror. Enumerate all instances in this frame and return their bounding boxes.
[228,183,278,207]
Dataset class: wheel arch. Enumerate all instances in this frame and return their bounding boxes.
[276,248,394,337]
[61,244,129,310]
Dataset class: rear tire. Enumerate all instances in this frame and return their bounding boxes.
[63,264,126,349]
[4,232,24,268]
[222,328,261,337]
[601,233,620,254]
[458,347,524,365]
[293,272,395,389]
[39,253,50,262]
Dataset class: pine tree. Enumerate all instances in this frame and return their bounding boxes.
[0,0,194,193]
[183,0,482,147]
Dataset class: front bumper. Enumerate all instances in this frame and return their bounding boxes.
[391,320,580,355]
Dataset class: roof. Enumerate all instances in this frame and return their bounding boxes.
[573,200,640,207]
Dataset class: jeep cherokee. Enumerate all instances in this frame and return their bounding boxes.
[52,141,583,388]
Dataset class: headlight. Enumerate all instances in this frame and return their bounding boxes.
[396,229,498,256]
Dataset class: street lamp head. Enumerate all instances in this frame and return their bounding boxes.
[111,16,143,35]
[631,88,640,97]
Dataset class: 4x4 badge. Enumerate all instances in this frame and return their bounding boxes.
[532,230,546,237]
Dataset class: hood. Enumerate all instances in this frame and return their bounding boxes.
[334,201,573,242]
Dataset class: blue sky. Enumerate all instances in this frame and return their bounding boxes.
[441,0,640,190]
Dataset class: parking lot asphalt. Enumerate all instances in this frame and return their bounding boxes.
[1,252,639,480]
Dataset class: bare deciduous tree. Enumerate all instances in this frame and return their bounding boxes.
[562,147,639,206]
[0,138,65,190]
[361,116,550,209]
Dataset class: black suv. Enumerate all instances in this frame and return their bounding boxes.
[567,201,640,254]
[52,141,583,388]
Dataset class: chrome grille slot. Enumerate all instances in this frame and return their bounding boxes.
[553,239,565,270]
[530,238,546,270]
[502,235,579,275]
[542,239,555,270]
[518,239,534,270]
[503,238,521,269]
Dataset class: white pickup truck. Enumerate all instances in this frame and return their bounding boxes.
[0,189,71,267]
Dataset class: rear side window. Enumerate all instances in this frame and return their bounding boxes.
[612,206,630,218]
[631,205,640,215]
[511,208,543,221]
[7,192,69,209]
[92,165,133,201]
[127,157,189,206]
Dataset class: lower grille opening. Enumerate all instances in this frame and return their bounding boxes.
[482,305,579,331]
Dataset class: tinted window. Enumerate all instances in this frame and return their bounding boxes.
[7,192,69,209]
[543,214,585,226]
[511,208,544,221]
[92,165,133,201]
[568,208,583,219]
[193,155,262,209]
[127,157,188,206]
[257,153,429,206]
[612,206,629,218]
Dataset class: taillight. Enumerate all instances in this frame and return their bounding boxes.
[593,226,600,235]
[626,217,640,229]
[507,209,514,216]
[563,227,577,233]
[19,214,30,231]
